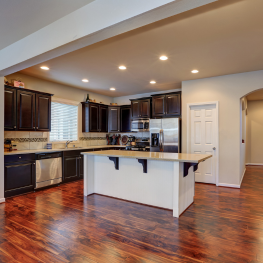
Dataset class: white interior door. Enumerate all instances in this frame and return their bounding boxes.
[190,104,218,184]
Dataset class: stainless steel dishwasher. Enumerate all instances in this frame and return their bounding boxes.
[35,152,62,189]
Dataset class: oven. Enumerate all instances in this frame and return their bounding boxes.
[131,119,150,132]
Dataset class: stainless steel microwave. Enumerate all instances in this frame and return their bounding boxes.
[131,119,150,132]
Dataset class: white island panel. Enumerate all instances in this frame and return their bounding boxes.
[83,154,195,217]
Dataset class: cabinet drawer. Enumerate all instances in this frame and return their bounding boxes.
[4,153,35,163]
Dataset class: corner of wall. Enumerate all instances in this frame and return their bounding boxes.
[0,77,5,203]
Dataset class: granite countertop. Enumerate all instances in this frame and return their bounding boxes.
[4,145,126,155]
[81,150,212,163]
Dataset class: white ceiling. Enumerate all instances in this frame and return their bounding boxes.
[0,0,95,50]
[18,0,263,97]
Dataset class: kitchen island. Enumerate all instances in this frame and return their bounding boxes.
[82,150,212,217]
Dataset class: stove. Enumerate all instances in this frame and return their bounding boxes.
[125,145,147,151]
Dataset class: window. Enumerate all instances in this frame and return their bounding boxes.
[50,102,78,142]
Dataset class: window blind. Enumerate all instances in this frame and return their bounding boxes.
[50,102,78,142]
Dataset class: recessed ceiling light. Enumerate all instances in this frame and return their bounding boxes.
[40,66,49,70]
[110,87,116,91]
[82,79,89,82]
[150,81,156,84]
[119,66,126,70]
[159,56,168,61]
[191,70,199,73]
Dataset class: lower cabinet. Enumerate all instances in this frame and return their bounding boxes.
[63,150,93,183]
[4,154,36,198]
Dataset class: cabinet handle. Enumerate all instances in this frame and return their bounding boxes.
[36,127,38,129]
[33,127,35,129]
[19,157,21,159]
[14,126,16,128]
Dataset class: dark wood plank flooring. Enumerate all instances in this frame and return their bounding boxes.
[0,165,263,262]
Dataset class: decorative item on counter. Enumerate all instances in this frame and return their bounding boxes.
[46,143,52,149]
[121,135,128,145]
[110,103,118,105]
[12,79,25,88]
[4,139,12,152]
[106,134,121,145]
[86,94,89,102]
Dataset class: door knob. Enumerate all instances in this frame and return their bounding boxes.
[213,147,216,150]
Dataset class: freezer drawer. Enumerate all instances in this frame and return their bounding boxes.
[35,157,62,189]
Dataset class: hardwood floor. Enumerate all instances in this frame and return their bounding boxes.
[0,165,263,262]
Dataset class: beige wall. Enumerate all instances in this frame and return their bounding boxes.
[5,73,113,146]
[0,77,4,202]
[6,73,112,104]
[246,100,263,164]
[182,70,263,187]
[240,97,247,183]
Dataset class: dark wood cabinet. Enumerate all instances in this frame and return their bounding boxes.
[152,92,181,118]
[63,156,81,182]
[166,93,181,116]
[36,94,51,131]
[120,105,131,132]
[82,102,108,132]
[152,95,166,117]
[99,105,108,132]
[108,106,120,133]
[4,86,17,130]
[90,104,99,132]
[4,85,53,131]
[4,154,36,198]
[17,89,36,131]
[130,98,151,119]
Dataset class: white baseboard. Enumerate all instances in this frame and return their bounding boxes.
[0,198,5,203]
[240,168,246,186]
[217,183,240,189]
[246,163,263,166]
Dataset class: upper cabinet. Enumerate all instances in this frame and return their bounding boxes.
[108,106,120,133]
[130,98,151,119]
[152,92,181,118]
[4,86,17,130]
[4,85,53,131]
[17,89,36,131]
[120,105,131,132]
[82,102,108,132]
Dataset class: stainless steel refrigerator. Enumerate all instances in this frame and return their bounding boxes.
[150,118,181,153]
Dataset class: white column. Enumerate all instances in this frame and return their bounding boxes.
[0,77,5,203]
[173,162,195,217]
[83,155,94,196]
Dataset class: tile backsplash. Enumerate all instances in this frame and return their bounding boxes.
[4,131,108,150]
[4,131,149,150]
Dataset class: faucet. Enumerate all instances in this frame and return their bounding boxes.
[65,141,73,149]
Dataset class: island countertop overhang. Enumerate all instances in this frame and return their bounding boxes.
[81,150,212,163]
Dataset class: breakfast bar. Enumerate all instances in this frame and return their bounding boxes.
[82,150,212,217]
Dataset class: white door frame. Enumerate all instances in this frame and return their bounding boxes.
[187,101,219,186]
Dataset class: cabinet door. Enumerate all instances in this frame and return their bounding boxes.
[79,155,84,179]
[4,87,17,131]
[5,162,35,198]
[120,106,131,132]
[17,90,36,131]
[140,99,151,118]
[89,104,99,132]
[63,156,80,182]
[152,95,166,117]
[166,93,181,116]
[36,94,51,131]
[99,106,108,132]
[108,107,120,132]
[131,101,140,119]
